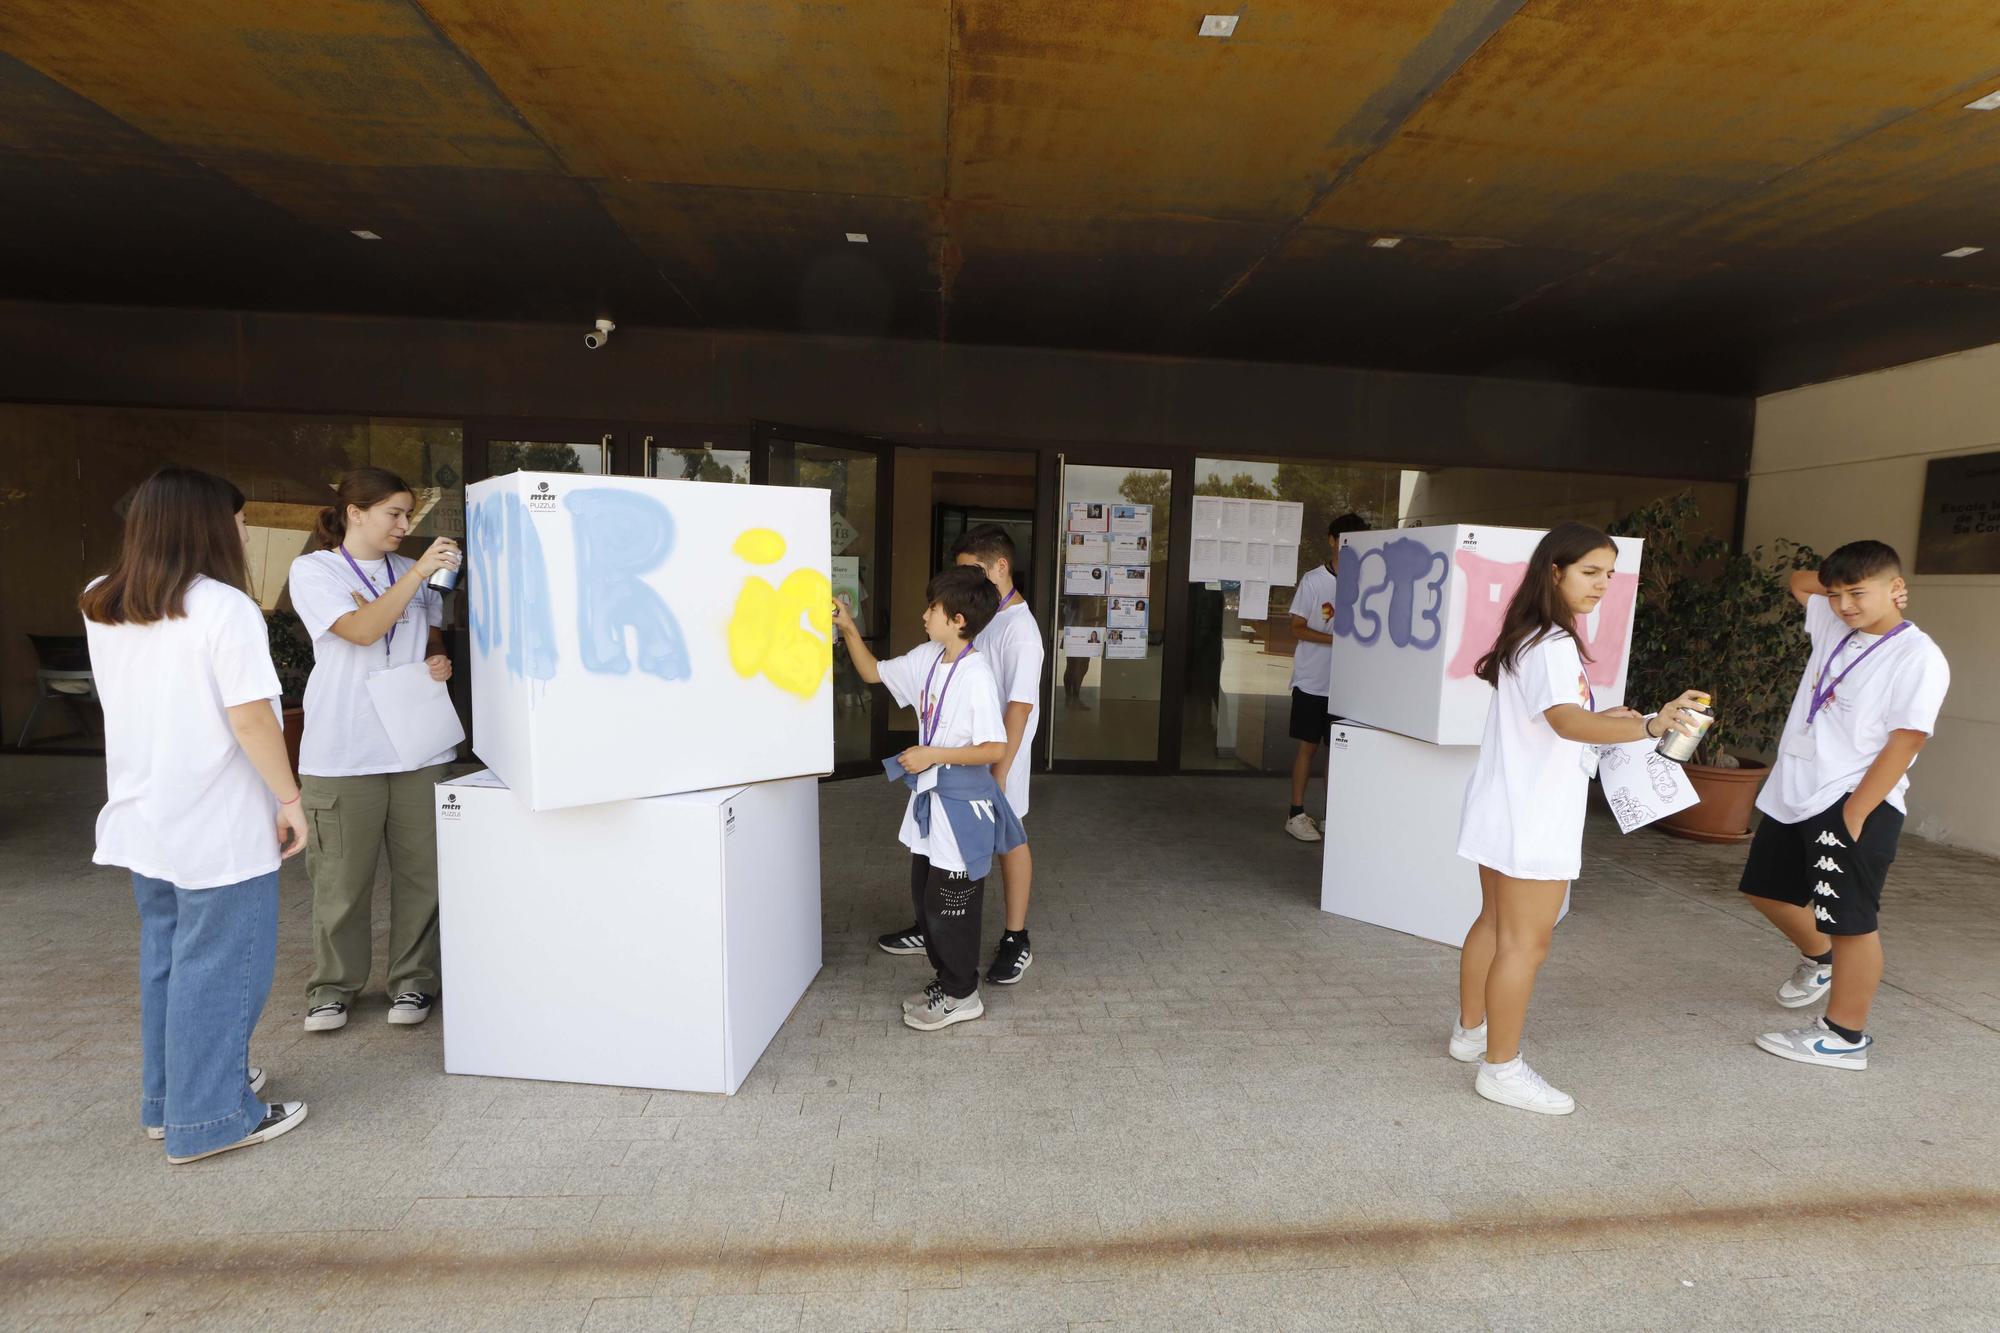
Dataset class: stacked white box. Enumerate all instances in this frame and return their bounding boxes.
[465,472,834,811]
[1318,725,1565,946]
[436,771,821,1094]
[1320,525,1623,942]
[1324,525,1642,746]
[441,473,832,1093]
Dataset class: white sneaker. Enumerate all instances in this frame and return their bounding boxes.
[386,992,434,1026]
[1776,956,1832,1008]
[146,1067,265,1140]
[1284,812,1323,843]
[303,1002,347,1032]
[1448,1020,1487,1063]
[904,987,984,1032]
[1755,1016,1871,1070]
[1474,1056,1576,1115]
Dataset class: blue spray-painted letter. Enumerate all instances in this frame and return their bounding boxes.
[467,493,559,682]
[565,490,690,681]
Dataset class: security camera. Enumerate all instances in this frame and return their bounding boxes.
[584,318,615,350]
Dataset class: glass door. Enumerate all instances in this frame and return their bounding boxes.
[754,425,895,775]
[1049,454,1177,769]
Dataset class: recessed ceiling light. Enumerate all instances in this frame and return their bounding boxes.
[350,229,381,240]
[1369,236,1402,249]
[1965,90,2000,111]
[1942,245,1984,259]
[1198,15,1239,38]
[844,232,869,243]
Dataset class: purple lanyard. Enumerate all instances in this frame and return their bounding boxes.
[1808,622,1910,726]
[920,644,972,746]
[995,588,1019,615]
[339,547,399,657]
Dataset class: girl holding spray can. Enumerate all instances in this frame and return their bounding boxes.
[286,468,460,1033]
[1450,523,1708,1115]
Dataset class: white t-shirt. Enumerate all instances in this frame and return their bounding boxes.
[289,549,452,777]
[1758,598,1951,824]
[87,576,285,890]
[1287,564,1339,695]
[878,644,1008,873]
[1457,631,1596,882]
[975,597,1044,819]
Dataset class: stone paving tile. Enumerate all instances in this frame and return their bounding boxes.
[4,759,1999,1326]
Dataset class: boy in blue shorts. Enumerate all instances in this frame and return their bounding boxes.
[1738,540,1950,1070]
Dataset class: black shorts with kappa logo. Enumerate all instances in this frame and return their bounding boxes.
[1738,793,1903,936]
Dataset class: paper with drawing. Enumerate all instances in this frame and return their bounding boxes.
[1595,737,1700,834]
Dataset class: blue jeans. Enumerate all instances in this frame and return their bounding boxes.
[133,869,280,1158]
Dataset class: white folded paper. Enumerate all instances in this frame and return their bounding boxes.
[1595,736,1701,833]
[365,661,466,769]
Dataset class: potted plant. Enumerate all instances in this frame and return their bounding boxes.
[1608,495,1819,842]
[265,608,314,775]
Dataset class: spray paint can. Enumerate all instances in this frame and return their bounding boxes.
[427,542,462,593]
[1655,693,1714,764]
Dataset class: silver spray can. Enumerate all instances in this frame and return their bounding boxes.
[427,543,461,593]
[1655,693,1714,764]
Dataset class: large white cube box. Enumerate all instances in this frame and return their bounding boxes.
[467,471,833,810]
[436,770,821,1094]
[1325,525,1642,745]
[1319,724,1563,946]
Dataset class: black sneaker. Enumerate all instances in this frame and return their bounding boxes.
[877,923,926,956]
[303,1002,348,1032]
[165,1101,308,1164]
[386,992,435,1026]
[986,931,1032,985]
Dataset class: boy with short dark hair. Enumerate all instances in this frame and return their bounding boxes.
[1739,540,1950,1070]
[876,525,1045,984]
[834,566,1025,1031]
[1283,512,1369,841]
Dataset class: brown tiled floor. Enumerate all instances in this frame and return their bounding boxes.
[2,756,1996,1330]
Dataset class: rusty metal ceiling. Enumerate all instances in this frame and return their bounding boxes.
[2,1,1997,394]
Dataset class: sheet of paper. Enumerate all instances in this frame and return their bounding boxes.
[1063,564,1108,595]
[1108,535,1149,563]
[1190,538,1222,582]
[1218,500,1248,534]
[1191,495,1225,536]
[1219,540,1245,574]
[1246,503,1279,539]
[1109,503,1151,535]
[1109,565,1151,596]
[1065,533,1109,564]
[1105,628,1147,660]
[1245,541,1271,574]
[364,661,465,770]
[1271,543,1300,584]
[1108,597,1148,629]
[1274,501,1304,546]
[1595,738,1702,834]
[1067,501,1110,534]
[1062,627,1103,658]
[1237,581,1271,619]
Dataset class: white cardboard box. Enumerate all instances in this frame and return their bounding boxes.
[1319,723,1564,947]
[466,472,834,810]
[436,770,821,1094]
[1325,525,1642,746]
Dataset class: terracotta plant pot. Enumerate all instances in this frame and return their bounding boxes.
[282,705,305,777]
[1660,760,1767,843]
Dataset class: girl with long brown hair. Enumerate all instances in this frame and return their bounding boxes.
[1450,522,1706,1115]
[287,467,461,1033]
[82,466,310,1162]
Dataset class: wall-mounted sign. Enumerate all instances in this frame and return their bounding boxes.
[1915,451,2000,575]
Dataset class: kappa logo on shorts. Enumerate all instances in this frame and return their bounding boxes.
[1812,856,1844,873]
[1812,880,1840,899]
[1814,903,1836,923]
[1814,831,1846,848]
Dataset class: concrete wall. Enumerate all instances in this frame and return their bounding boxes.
[1747,344,2000,856]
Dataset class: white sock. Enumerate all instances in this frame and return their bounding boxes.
[1484,1055,1522,1074]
